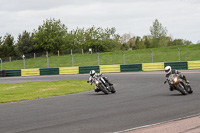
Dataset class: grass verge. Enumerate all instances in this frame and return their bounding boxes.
[2,44,200,70]
[0,80,94,103]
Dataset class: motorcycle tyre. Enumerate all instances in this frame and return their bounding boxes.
[110,85,116,93]
[99,84,109,94]
[187,86,193,94]
[177,84,188,95]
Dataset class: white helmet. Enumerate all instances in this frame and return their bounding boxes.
[90,70,95,77]
[165,66,172,74]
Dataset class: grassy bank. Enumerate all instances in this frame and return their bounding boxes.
[1,44,200,70]
[0,80,94,103]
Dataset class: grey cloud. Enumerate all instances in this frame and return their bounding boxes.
[0,0,173,12]
[0,0,200,43]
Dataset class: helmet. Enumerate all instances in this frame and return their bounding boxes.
[90,70,95,77]
[165,66,172,74]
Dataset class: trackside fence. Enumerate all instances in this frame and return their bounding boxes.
[0,60,200,77]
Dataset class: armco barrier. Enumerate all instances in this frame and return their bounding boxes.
[120,64,142,72]
[100,65,120,73]
[142,62,164,71]
[40,68,59,75]
[59,67,79,74]
[79,66,99,74]
[188,61,200,69]
[164,62,188,70]
[0,70,3,77]
[21,69,40,76]
[0,70,6,77]
[5,70,21,77]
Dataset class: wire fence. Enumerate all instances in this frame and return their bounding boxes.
[0,47,190,70]
[1,48,93,63]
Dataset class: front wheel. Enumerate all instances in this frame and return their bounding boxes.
[110,86,116,93]
[99,84,109,94]
[177,83,188,95]
[187,85,193,94]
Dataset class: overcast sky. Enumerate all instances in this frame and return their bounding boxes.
[0,0,200,43]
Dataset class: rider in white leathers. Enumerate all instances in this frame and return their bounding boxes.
[88,70,112,92]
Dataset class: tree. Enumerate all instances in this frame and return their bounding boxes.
[33,18,67,53]
[120,33,132,45]
[135,36,146,49]
[127,37,136,49]
[143,36,151,48]
[0,33,15,58]
[150,19,167,39]
[16,31,34,56]
[183,40,192,45]
[168,39,192,46]
[0,36,2,45]
[150,19,168,47]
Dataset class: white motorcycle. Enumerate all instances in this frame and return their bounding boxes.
[87,76,116,94]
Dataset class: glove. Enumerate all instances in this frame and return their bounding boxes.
[87,81,89,83]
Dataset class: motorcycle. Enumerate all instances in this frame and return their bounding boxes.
[87,76,116,94]
[164,74,193,95]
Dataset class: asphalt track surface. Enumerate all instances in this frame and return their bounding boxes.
[0,70,200,133]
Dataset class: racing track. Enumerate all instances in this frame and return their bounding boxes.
[0,70,200,133]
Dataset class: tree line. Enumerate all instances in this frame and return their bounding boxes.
[120,19,194,50]
[0,18,197,59]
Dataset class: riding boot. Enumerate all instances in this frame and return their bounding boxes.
[186,80,190,84]
[169,86,174,91]
[94,88,101,92]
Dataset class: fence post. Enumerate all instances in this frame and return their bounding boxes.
[22,55,25,69]
[177,47,180,62]
[150,49,153,63]
[58,50,60,56]
[46,55,49,68]
[122,51,125,65]
[71,54,74,67]
[34,53,36,59]
[97,52,100,66]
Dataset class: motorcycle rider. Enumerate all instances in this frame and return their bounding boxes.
[164,66,189,91]
[89,70,113,92]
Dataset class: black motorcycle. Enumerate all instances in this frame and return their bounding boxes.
[164,74,193,95]
[88,76,116,94]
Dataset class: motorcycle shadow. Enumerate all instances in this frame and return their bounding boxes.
[87,92,116,96]
[158,93,186,97]
[170,93,186,96]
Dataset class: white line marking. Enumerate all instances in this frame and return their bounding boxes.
[114,113,200,133]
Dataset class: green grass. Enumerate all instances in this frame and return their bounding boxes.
[2,44,200,70]
[0,80,94,103]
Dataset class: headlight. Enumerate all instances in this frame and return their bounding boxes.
[174,77,178,82]
[95,80,100,85]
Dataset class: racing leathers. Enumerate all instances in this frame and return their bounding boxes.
[89,73,112,92]
[165,69,189,91]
